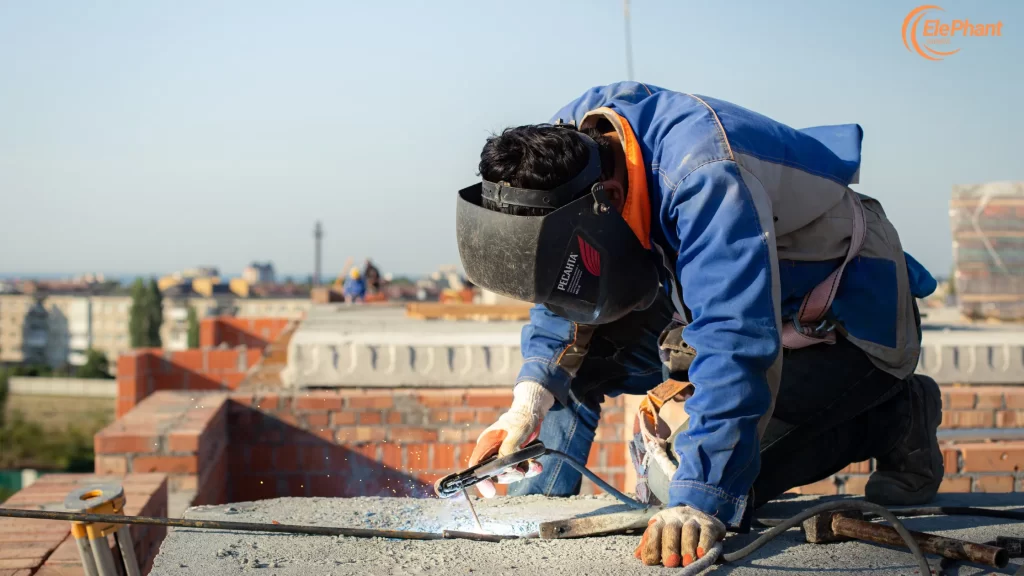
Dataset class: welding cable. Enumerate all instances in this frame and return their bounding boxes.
[544,449,646,510]
[721,500,931,575]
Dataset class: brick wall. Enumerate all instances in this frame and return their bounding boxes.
[199,317,291,349]
[89,384,1024,523]
[783,386,1024,496]
[115,348,263,417]
[95,393,228,514]
[0,473,167,575]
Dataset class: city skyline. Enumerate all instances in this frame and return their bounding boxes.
[2,1,1023,277]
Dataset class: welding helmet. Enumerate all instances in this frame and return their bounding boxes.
[455,130,660,325]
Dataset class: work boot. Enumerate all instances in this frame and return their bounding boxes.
[864,374,944,506]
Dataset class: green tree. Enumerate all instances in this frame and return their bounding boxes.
[186,306,200,349]
[76,349,112,379]
[129,277,164,348]
[147,279,163,348]
[129,278,149,347]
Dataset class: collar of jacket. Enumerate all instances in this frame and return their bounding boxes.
[580,107,651,250]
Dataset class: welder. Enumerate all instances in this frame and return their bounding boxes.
[454,82,942,568]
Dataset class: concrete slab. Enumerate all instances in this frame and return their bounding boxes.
[153,493,1024,575]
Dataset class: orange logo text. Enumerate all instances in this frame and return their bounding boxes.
[902,5,1003,60]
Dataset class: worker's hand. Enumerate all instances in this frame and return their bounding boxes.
[634,506,726,568]
[466,381,554,498]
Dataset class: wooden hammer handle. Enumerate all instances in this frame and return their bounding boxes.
[832,516,1008,568]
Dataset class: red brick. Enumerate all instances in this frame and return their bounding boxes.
[168,430,201,452]
[389,428,438,442]
[842,475,870,495]
[275,447,300,472]
[359,412,383,425]
[946,389,976,410]
[960,443,1024,472]
[602,411,625,425]
[207,349,240,371]
[387,412,403,425]
[246,349,263,368]
[938,476,973,493]
[347,395,393,409]
[941,410,994,429]
[132,455,197,474]
[417,391,467,407]
[1,570,36,576]
[975,388,1006,409]
[314,428,335,441]
[796,477,838,495]
[94,432,158,454]
[465,391,513,408]
[433,444,456,470]
[250,446,274,472]
[407,445,430,471]
[332,412,357,426]
[605,443,627,468]
[458,443,477,467]
[474,409,501,424]
[346,427,386,443]
[974,475,1015,492]
[170,349,204,371]
[1006,389,1024,409]
[451,409,475,424]
[116,398,138,418]
[382,444,403,469]
[943,447,960,474]
[255,394,281,410]
[0,541,52,561]
[306,412,330,427]
[117,353,141,378]
[587,447,601,468]
[0,562,36,570]
[440,429,465,443]
[296,395,344,411]
[430,410,450,423]
[840,460,872,474]
[42,538,81,564]
[996,410,1024,427]
[35,567,88,576]
[94,455,128,475]
[221,373,246,389]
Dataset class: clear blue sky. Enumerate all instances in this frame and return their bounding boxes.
[1,0,1021,278]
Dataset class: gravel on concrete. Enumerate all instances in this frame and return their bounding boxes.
[152,493,1024,575]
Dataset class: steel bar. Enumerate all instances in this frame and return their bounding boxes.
[0,508,519,542]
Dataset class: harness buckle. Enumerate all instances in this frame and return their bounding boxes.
[792,317,835,338]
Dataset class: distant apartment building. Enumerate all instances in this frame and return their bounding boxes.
[242,262,276,285]
[0,292,132,369]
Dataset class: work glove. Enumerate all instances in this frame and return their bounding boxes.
[466,381,555,498]
[634,506,726,568]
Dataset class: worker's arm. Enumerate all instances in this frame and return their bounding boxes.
[549,81,663,126]
[665,159,781,528]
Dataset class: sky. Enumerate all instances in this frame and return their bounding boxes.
[1,0,1021,279]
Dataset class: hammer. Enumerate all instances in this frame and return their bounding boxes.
[802,511,1009,569]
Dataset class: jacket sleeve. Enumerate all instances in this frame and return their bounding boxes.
[666,160,781,528]
[549,81,663,125]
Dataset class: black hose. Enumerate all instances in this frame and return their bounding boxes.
[723,500,931,575]
[544,449,647,510]
[880,506,1024,522]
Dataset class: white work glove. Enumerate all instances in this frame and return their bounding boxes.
[465,381,555,498]
[634,506,726,568]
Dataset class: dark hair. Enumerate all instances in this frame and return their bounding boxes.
[478,124,616,215]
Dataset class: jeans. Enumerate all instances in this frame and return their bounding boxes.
[509,292,913,507]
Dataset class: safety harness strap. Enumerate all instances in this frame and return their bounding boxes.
[781,191,867,349]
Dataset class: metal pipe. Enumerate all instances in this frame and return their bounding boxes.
[832,515,1008,568]
[0,508,519,542]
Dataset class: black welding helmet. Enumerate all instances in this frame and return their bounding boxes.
[455,131,660,325]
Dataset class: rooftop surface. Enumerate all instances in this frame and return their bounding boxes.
[153,493,1024,575]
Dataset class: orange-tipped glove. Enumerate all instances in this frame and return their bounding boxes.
[465,381,555,498]
[634,506,726,568]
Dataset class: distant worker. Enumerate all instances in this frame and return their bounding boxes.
[363,259,382,294]
[454,82,940,568]
[342,267,366,303]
